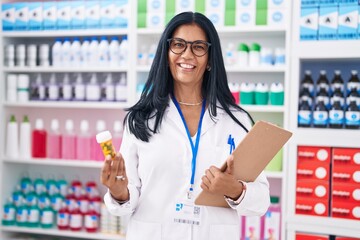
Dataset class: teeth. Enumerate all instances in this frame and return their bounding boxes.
[179,63,195,69]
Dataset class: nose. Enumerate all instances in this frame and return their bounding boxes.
[181,43,194,58]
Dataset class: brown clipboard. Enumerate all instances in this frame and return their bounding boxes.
[194,121,293,208]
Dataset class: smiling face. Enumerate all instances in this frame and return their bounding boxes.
[168,24,209,90]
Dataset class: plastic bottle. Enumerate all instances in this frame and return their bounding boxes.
[329,101,344,129]
[57,178,68,198]
[70,37,81,67]
[5,44,15,67]
[26,187,40,228]
[102,73,115,101]
[345,100,360,129]
[138,45,148,65]
[61,119,76,160]
[84,204,99,233]
[237,43,249,67]
[115,73,127,102]
[331,70,344,92]
[240,82,255,105]
[48,73,59,101]
[255,83,269,105]
[50,191,64,213]
[6,74,17,102]
[57,202,69,230]
[16,199,28,227]
[99,36,109,66]
[74,73,86,101]
[16,44,26,67]
[346,88,360,107]
[86,73,101,101]
[89,192,101,216]
[2,197,16,226]
[81,37,90,67]
[32,118,47,158]
[113,121,123,151]
[270,82,284,106]
[260,47,273,66]
[313,100,328,128]
[12,185,25,207]
[96,130,116,159]
[46,177,59,197]
[62,38,71,67]
[69,201,83,231]
[347,70,360,93]
[147,44,157,66]
[91,120,107,161]
[17,74,30,102]
[109,36,120,66]
[89,36,99,66]
[228,82,240,104]
[316,87,330,108]
[38,192,50,210]
[316,70,329,93]
[52,38,62,67]
[30,74,46,101]
[298,100,312,128]
[39,44,50,67]
[119,35,129,66]
[71,179,83,199]
[263,196,281,240]
[249,43,261,67]
[34,177,46,196]
[78,189,89,214]
[301,70,315,96]
[66,188,76,213]
[40,199,54,229]
[19,115,31,159]
[225,42,236,66]
[48,119,62,159]
[76,120,92,160]
[60,73,73,101]
[85,181,98,199]
[330,88,345,108]
[6,115,19,159]
[26,44,37,67]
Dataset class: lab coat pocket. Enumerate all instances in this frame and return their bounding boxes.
[127,219,162,240]
[209,224,239,240]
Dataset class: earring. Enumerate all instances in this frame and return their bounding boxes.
[206,65,211,71]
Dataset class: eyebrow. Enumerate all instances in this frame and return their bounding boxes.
[172,37,208,42]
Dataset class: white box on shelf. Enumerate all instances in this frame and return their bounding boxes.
[318,5,338,40]
[268,8,287,26]
[236,7,256,27]
[85,0,100,29]
[114,0,130,28]
[175,0,195,14]
[71,1,85,29]
[43,2,57,30]
[28,2,43,31]
[268,0,287,9]
[300,6,319,40]
[205,0,225,27]
[57,1,71,30]
[100,0,115,29]
[338,4,358,39]
[14,3,29,31]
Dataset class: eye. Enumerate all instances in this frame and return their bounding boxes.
[172,40,185,49]
[193,42,207,51]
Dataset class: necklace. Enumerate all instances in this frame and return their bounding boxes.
[178,100,203,106]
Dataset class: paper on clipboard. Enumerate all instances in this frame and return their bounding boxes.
[194,121,293,208]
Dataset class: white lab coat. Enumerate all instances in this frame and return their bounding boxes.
[104,99,270,240]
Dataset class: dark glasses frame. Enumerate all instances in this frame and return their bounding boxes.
[167,38,211,57]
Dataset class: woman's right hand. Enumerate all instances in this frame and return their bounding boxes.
[100,152,129,201]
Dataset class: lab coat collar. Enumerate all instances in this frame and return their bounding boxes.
[166,97,226,137]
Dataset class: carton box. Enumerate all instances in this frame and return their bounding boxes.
[332,165,360,184]
[331,201,360,220]
[318,5,338,40]
[332,147,360,167]
[297,161,330,181]
[2,3,15,31]
[296,179,330,199]
[15,3,28,30]
[296,197,329,216]
[296,233,329,240]
[57,1,71,29]
[28,2,42,30]
[71,1,85,29]
[300,6,319,40]
[332,182,360,203]
[298,146,331,164]
[43,2,57,30]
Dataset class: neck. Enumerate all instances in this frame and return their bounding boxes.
[173,85,203,106]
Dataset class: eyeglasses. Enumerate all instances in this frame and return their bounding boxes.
[167,38,211,57]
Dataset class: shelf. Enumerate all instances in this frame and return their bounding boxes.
[3,66,128,73]
[3,158,103,168]
[1,29,129,38]
[0,226,125,240]
[241,105,285,113]
[137,65,286,73]
[293,128,360,148]
[137,26,286,38]
[4,101,129,109]
[294,41,360,59]
[287,216,360,238]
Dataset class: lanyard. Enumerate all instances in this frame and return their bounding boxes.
[172,95,206,199]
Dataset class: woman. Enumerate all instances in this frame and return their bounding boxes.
[101,12,270,240]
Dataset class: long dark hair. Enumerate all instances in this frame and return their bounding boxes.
[125,12,254,142]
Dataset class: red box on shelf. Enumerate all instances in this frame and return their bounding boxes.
[296,233,329,240]
[332,165,360,184]
[296,180,330,199]
[298,146,331,164]
[332,182,360,204]
[295,197,329,217]
[331,201,360,220]
[335,237,360,240]
[332,147,360,167]
[297,161,330,181]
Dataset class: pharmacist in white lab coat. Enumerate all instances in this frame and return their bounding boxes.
[101,12,270,240]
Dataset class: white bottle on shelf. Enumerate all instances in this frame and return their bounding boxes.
[5,44,15,67]
[16,44,26,67]
[61,73,73,101]
[70,37,81,67]
[62,38,71,67]
[52,38,62,67]
[6,115,19,159]
[48,73,59,101]
[7,74,17,102]
[80,37,90,67]
[89,36,99,66]
[99,36,110,67]
[102,73,115,101]
[119,35,129,67]
[115,73,127,102]
[26,44,37,67]
[39,44,50,67]
[74,73,85,101]
[86,73,101,101]
[19,115,31,159]
[109,36,120,67]
[17,74,30,102]
[30,74,46,101]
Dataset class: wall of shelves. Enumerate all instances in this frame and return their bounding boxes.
[0,1,294,239]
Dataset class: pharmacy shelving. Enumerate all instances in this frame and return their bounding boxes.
[3,66,129,73]
[3,158,104,169]
[3,101,129,109]
[1,226,125,240]
[286,0,360,238]
[1,29,129,38]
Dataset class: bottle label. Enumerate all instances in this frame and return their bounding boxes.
[329,110,344,124]
[85,214,98,229]
[3,207,16,221]
[28,208,40,223]
[57,212,69,227]
[313,111,328,125]
[16,208,28,222]
[302,83,314,94]
[70,213,83,228]
[41,210,54,224]
[347,82,360,91]
[345,112,360,125]
[298,110,312,125]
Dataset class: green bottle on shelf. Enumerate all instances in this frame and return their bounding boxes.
[26,186,40,228]
[40,200,55,229]
[2,197,16,226]
[16,199,28,227]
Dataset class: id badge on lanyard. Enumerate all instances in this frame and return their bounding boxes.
[173,199,202,225]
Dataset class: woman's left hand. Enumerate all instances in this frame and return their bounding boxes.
[200,155,243,199]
